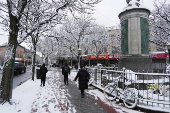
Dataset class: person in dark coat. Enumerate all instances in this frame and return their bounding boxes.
[74,63,78,70]
[62,63,70,85]
[74,65,90,98]
[40,63,48,87]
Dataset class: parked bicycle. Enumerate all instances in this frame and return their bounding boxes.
[88,69,95,85]
[104,75,138,109]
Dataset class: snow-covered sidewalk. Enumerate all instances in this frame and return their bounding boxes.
[0,67,144,113]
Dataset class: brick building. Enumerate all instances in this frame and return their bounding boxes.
[0,45,25,66]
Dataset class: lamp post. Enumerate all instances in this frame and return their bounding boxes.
[87,54,91,67]
[68,56,70,66]
[23,54,25,66]
[78,48,82,70]
[167,45,170,64]
[167,44,170,103]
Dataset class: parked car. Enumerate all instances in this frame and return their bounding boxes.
[52,63,57,67]
[37,64,42,67]
[14,62,26,75]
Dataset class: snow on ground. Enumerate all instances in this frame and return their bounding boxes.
[0,70,76,113]
[86,89,143,113]
[0,68,144,113]
[69,69,143,113]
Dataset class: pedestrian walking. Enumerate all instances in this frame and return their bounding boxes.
[62,63,70,85]
[40,63,48,87]
[74,63,78,70]
[74,65,90,98]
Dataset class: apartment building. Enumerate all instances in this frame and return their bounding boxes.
[107,27,121,54]
[0,45,25,65]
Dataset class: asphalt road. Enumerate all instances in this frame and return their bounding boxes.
[0,65,35,89]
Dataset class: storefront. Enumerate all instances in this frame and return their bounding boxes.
[107,54,120,67]
[87,55,108,66]
[150,52,169,73]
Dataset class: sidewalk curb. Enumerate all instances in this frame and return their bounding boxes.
[87,92,117,113]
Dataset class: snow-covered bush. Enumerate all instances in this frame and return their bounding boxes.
[148,83,169,96]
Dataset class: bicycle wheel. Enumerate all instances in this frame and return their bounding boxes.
[88,73,94,85]
[104,84,117,100]
[123,89,138,109]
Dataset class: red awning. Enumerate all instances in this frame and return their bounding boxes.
[108,54,120,60]
[150,52,169,59]
[21,58,26,61]
[88,55,108,59]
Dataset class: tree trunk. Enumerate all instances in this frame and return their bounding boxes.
[0,15,19,103]
[31,51,36,81]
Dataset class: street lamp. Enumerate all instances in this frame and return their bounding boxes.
[68,56,70,66]
[87,54,91,67]
[78,48,82,70]
[167,44,170,64]
[167,44,170,101]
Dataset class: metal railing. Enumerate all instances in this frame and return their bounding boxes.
[86,66,170,112]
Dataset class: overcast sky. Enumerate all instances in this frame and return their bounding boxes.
[0,0,166,47]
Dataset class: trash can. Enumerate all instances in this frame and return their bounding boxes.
[36,69,41,79]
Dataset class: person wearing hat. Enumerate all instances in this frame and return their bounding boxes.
[74,65,90,98]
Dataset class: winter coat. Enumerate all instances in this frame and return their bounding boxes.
[40,66,48,77]
[62,66,70,76]
[74,70,90,90]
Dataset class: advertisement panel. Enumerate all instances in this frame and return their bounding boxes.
[150,52,169,59]
[88,55,108,59]
[108,54,120,60]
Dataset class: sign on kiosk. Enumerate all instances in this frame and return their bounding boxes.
[108,54,120,60]
[98,55,108,59]
[88,55,108,59]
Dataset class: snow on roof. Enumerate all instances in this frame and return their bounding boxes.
[120,0,150,14]
[150,51,166,54]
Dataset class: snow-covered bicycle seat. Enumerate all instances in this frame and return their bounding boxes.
[108,76,122,85]
[108,82,117,85]
[112,76,122,81]
[124,82,132,86]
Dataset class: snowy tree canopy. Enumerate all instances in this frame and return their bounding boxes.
[89,24,110,55]
[0,0,102,44]
[56,14,95,57]
[150,0,170,51]
[0,0,102,104]
[55,14,110,59]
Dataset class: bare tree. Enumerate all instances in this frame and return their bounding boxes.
[89,25,110,64]
[57,15,110,66]
[150,0,170,50]
[23,0,59,81]
[108,27,121,54]
[59,15,95,67]
[39,36,58,66]
[0,0,101,104]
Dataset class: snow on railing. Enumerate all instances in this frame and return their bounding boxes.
[86,66,170,112]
